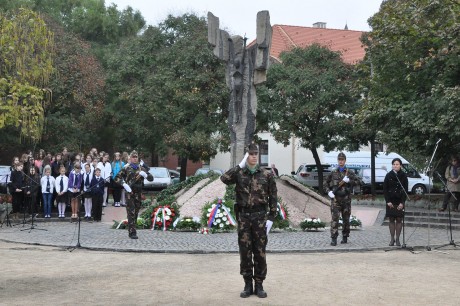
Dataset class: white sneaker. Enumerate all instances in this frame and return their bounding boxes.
[102,203,107,207]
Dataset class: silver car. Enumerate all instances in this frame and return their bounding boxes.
[291,164,332,188]
[143,167,172,190]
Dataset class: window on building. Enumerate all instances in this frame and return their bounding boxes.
[259,140,268,166]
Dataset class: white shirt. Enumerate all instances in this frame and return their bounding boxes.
[55,175,69,193]
[97,161,112,181]
[82,171,93,192]
[40,175,56,194]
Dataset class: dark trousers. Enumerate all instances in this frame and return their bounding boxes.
[237,212,268,282]
[330,199,351,238]
[113,186,122,203]
[126,192,142,235]
[92,194,103,221]
[442,192,460,210]
[12,192,23,213]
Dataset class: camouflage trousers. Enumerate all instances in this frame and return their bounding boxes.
[237,212,268,282]
[330,199,351,238]
[126,191,142,235]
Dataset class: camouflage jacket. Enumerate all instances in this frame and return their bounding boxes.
[114,163,153,193]
[220,165,278,221]
[324,167,359,198]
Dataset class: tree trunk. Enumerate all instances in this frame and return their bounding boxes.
[179,157,187,182]
[311,147,324,194]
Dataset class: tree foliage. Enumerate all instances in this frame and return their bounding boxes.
[0,8,54,141]
[40,16,105,153]
[105,14,228,180]
[258,45,357,191]
[356,0,460,165]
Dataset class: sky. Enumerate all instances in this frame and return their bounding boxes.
[108,0,383,40]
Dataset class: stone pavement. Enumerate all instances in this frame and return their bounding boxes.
[0,205,458,253]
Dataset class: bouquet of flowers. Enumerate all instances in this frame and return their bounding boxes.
[151,205,177,231]
[339,215,362,228]
[198,227,210,234]
[300,217,326,231]
[112,218,148,230]
[201,198,237,232]
[174,216,201,231]
[273,201,290,230]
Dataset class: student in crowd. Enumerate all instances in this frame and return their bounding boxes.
[51,153,63,178]
[10,162,25,221]
[111,152,125,207]
[68,162,83,221]
[97,153,112,207]
[41,165,55,218]
[23,166,41,218]
[82,154,94,172]
[55,166,69,218]
[34,149,45,174]
[90,168,105,222]
[82,163,93,221]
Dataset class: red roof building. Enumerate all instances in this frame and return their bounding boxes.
[270,24,366,64]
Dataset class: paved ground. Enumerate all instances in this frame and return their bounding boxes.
[0,206,458,253]
[2,205,460,305]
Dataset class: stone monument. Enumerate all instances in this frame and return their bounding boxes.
[208,11,272,168]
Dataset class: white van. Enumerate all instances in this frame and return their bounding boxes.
[324,151,432,195]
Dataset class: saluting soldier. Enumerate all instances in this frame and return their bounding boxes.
[220,144,277,299]
[324,152,360,246]
[114,150,153,239]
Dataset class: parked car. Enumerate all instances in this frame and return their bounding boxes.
[291,164,332,189]
[194,168,223,176]
[168,169,187,185]
[356,168,387,194]
[143,167,172,190]
[0,165,10,194]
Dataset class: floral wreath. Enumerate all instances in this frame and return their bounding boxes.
[205,198,237,230]
[151,205,176,231]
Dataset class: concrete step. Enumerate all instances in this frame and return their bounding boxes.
[382,219,460,231]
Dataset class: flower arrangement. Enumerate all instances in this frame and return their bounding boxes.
[112,218,148,229]
[339,215,362,228]
[174,216,201,231]
[198,227,210,234]
[201,198,237,232]
[300,217,326,231]
[273,200,290,230]
[151,205,177,231]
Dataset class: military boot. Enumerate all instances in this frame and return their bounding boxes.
[254,282,267,298]
[240,279,253,298]
[330,237,337,246]
[341,236,348,244]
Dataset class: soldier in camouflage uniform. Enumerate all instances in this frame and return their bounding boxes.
[324,152,359,246]
[221,144,277,299]
[114,151,153,239]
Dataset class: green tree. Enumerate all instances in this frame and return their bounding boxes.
[356,0,460,166]
[258,45,357,192]
[151,14,228,180]
[40,16,106,153]
[0,8,54,141]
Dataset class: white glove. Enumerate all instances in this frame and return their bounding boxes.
[139,171,147,178]
[266,220,273,235]
[328,191,335,199]
[239,152,249,168]
[342,176,350,183]
[122,183,132,193]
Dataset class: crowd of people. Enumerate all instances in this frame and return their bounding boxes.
[4,147,133,223]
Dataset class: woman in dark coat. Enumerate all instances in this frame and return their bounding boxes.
[383,158,409,246]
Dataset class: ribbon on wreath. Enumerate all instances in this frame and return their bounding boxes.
[277,202,287,220]
[207,199,236,228]
[151,206,170,231]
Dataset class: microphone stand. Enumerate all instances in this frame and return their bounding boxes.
[386,171,415,253]
[20,172,47,232]
[425,139,441,251]
[68,176,110,251]
[434,172,458,249]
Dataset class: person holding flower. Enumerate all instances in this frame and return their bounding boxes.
[221,144,277,299]
[114,150,153,239]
